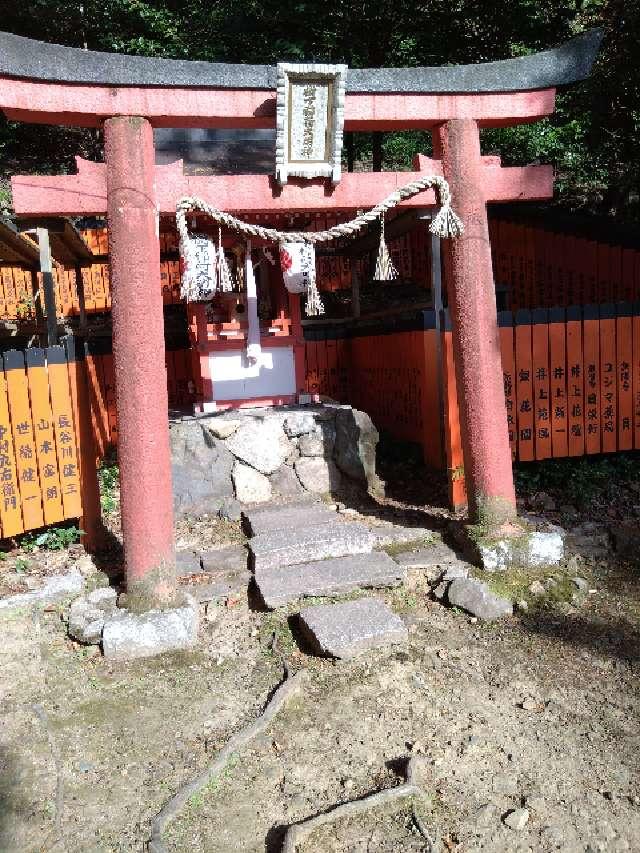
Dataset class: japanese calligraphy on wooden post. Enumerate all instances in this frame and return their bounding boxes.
[275,63,347,185]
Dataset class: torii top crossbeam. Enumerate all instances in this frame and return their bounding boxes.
[0,29,601,128]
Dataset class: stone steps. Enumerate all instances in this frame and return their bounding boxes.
[248,521,376,571]
[298,597,408,659]
[242,502,336,537]
[254,551,405,609]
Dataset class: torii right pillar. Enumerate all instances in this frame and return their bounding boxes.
[435,119,517,526]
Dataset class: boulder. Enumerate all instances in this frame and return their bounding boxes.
[447,577,513,620]
[232,461,272,504]
[333,408,382,495]
[269,464,306,498]
[294,456,342,494]
[170,420,234,516]
[225,418,291,474]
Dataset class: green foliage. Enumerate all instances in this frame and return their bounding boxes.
[15,556,29,573]
[515,451,640,508]
[0,0,638,218]
[98,457,119,514]
[20,524,82,552]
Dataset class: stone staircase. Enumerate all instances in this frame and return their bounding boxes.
[176,499,463,659]
[245,501,419,658]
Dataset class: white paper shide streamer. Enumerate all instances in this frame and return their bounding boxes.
[245,241,261,365]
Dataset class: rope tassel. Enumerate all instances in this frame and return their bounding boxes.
[373,213,398,282]
[430,203,464,239]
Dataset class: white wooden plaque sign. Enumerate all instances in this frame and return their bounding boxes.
[275,62,347,186]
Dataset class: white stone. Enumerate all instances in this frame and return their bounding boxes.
[232,462,272,504]
[0,570,84,611]
[225,418,290,474]
[298,432,326,457]
[503,808,530,830]
[86,587,118,609]
[102,596,199,660]
[528,531,564,566]
[206,418,242,440]
[294,457,342,494]
[283,412,316,437]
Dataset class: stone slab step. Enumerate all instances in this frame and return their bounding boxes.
[255,552,405,609]
[242,502,336,537]
[200,545,248,574]
[298,597,408,659]
[249,521,375,571]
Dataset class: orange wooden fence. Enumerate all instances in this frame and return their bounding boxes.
[490,215,640,311]
[0,339,101,540]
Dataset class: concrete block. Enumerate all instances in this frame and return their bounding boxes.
[255,552,405,608]
[298,598,408,659]
[249,522,375,571]
[102,596,199,660]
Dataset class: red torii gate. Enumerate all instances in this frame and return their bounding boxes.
[0,30,601,611]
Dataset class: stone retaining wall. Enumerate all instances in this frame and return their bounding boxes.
[170,404,382,516]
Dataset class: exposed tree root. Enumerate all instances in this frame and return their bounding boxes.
[282,757,432,853]
[147,666,307,853]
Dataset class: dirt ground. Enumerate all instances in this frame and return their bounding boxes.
[1,451,639,853]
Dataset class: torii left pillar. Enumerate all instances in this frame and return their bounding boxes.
[104,116,176,611]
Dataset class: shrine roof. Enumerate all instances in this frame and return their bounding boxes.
[0,29,602,93]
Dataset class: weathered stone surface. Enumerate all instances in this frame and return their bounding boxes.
[447,577,513,620]
[67,587,118,644]
[200,545,248,574]
[268,464,306,499]
[610,522,640,559]
[175,550,202,575]
[225,418,290,474]
[298,432,326,457]
[475,531,564,571]
[294,457,342,494]
[371,525,433,548]
[85,587,118,610]
[102,596,199,660]
[255,552,405,608]
[185,574,251,603]
[232,461,272,504]
[249,521,375,571]
[504,808,530,830]
[283,412,316,437]
[394,543,461,570]
[440,564,469,581]
[206,418,241,440]
[298,598,408,659]
[0,569,84,611]
[218,497,242,521]
[334,408,380,492]
[243,502,336,537]
[170,420,234,515]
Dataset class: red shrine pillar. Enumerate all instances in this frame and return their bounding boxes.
[435,119,517,526]
[104,116,176,610]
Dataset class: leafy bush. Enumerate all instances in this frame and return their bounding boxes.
[98,456,119,514]
[20,525,82,552]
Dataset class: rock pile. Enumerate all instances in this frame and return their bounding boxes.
[170,404,383,516]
